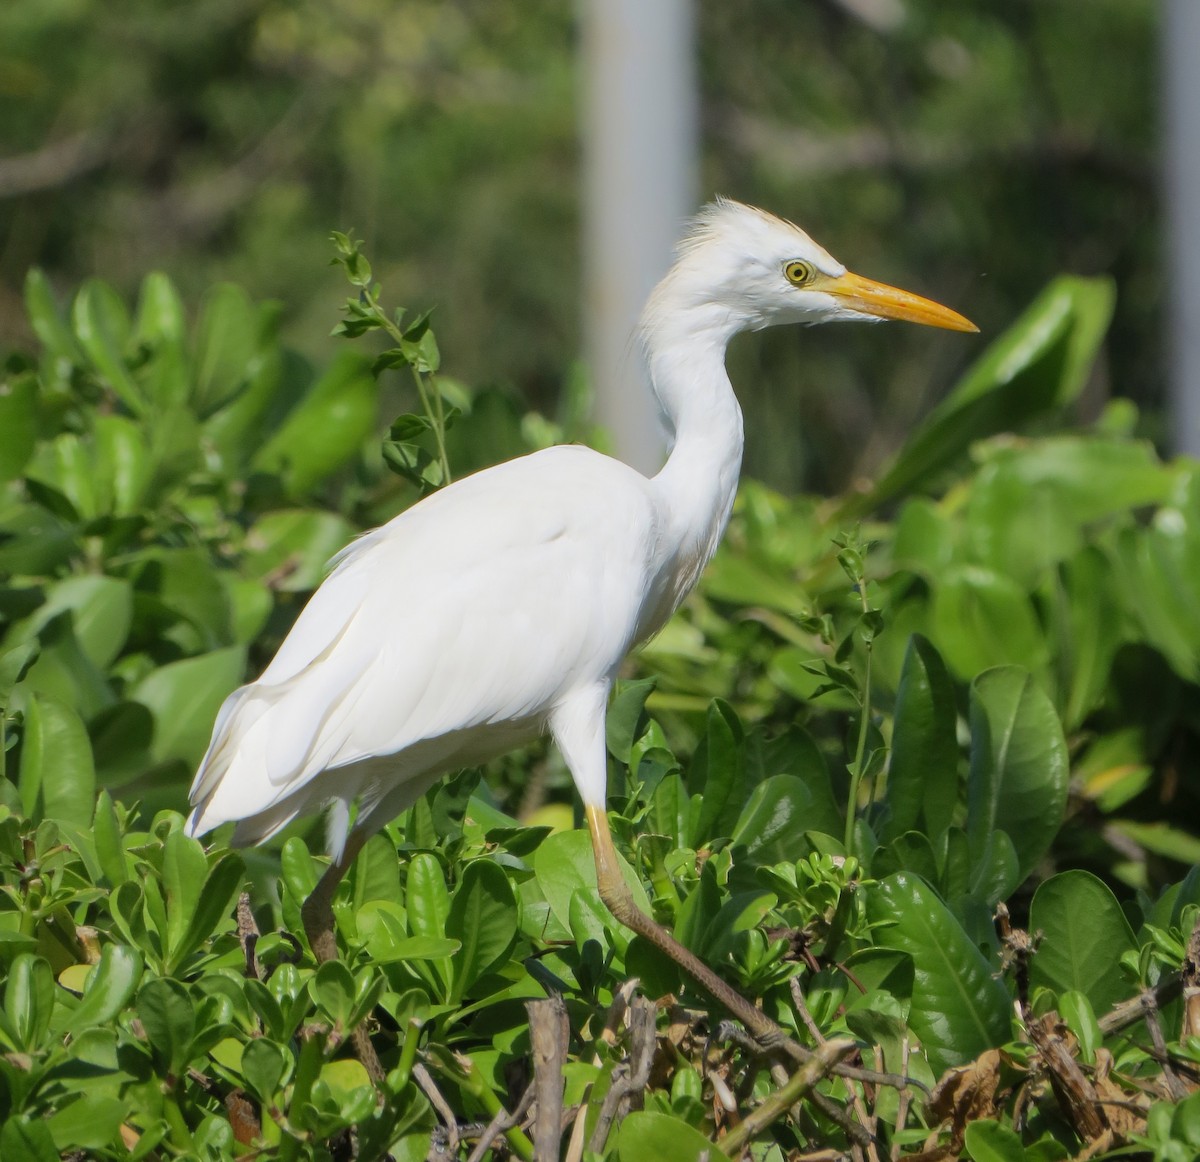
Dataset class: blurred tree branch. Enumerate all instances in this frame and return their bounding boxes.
[0,130,114,198]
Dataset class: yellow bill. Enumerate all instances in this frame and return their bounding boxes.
[819,270,978,332]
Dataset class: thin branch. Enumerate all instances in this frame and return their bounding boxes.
[415,1062,460,1156]
[588,996,657,1154]
[465,1084,536,1162]
[0,131,114,198]
[720,1038,858,1155]
[527,997,569,1162]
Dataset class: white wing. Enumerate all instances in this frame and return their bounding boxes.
[187,446,661,836]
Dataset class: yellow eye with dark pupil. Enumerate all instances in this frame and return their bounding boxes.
[785,260,815,286]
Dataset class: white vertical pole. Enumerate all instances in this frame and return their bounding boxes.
[581,0,697,475]
[1163,0,1200,457]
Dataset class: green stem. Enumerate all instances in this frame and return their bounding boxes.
[444,1051,535,1162]
[279,1027,326,1162]
[843,585,874,857]
[371,289,452,486]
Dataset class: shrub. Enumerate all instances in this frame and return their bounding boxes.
[1,265,1198,1158]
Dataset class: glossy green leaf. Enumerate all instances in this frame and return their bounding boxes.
[65,944,143,1035]
[690,699,742,846]
[92,790,130,887]
[446,860,517,1000]
[966,667,1069,884]
[881,634,958,842]
[131,645,246,768]
[18,693,96,825]
[311,959,356,1027]
[858,275,1115,512]
[1028,870,1136,1015]
[615,1110,717,1162]
[5,954,55,1052]
[963,1119,1026,1162]
[136,977,195,1075]
[533,829,651,938]
[868,873,1010,1072]
[730,774,814,866]
[605,677,657,764]
[253,349,378,496]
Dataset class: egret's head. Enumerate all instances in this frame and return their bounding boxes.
[643,198,977,342]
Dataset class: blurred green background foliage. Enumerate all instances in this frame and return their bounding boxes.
[0,0,1158,492]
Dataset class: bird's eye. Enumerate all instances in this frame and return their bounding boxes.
[784,260,815,286]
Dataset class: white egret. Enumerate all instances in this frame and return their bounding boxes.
[186,199,974,1070]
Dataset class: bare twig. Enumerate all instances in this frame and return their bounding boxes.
[465,1084,535,1162]
[588,996,657,1154]
[1098,975,1183,1036]
[0,131,115,198]
[528,997,569,1161]
[236,893,261,979]
[1141,992,1188,1102]
[415,1062,460,1155]
[720,1038,858,1155]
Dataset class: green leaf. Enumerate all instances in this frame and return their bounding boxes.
[533,829,652,937]
[192,283,260,417]
[24,268,82,366]
[0,1116,59,1162]
[963,1119,1026,1162]
[134,271,187,345]
[13,574,133,669]
[868,873,1010,1073]
[240,1037,289,1102]
[94,415,153,514]
[606,677,657,764]
[136,977,195,1075]
[858,275,1115,512]
[730,774,813,866]
[46,1096,128,1152]
[92,790,130,886]
[689,700,742,846]
[65,943,143,1035]
[18,693,96,825]
[311,959,356,1027]
[242,510,357,593]
[445,860,518,1000]
[966,667,1069,885]
[615,1110,716,1162]
[0,375,38,482]
[253,349,378,496]
[881,634,958,842]
[5,954,55,1052]
[1028,871,1136,1015]
[931,567,1050,682]
[131,646,246,768]
[72,278,144,414]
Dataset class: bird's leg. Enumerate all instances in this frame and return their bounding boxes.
[299,833,386,1085]
[585,804,794,1052]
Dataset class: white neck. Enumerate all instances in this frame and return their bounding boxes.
[641,303,745,611]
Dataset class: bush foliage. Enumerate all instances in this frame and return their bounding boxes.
[1,263,1198,1159]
